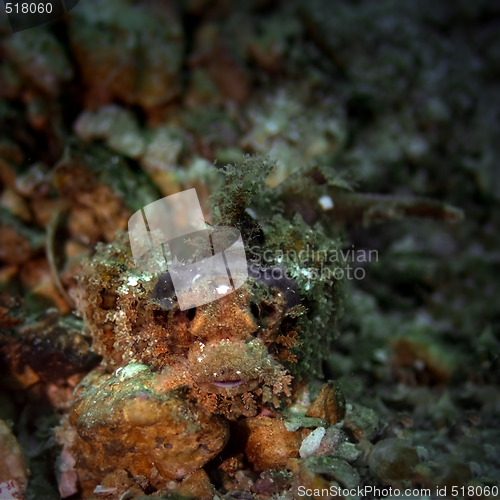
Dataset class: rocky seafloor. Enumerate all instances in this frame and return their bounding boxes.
[0,0,499,499]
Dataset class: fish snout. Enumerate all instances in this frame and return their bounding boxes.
[187,339,269,395]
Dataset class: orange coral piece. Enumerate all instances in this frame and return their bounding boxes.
[57,366,229,497]
[238,415,301,471]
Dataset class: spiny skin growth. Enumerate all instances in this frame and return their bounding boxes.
[56,157,349,497]
[74,157,346,417]
[75,233,300,418]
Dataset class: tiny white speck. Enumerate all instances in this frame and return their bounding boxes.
[216,284,231,295]
[319,195,334,210]
[127,276,138,286]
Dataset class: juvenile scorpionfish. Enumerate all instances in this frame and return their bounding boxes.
[75,234,303,418]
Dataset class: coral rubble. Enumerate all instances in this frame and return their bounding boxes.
[56,364,229,498]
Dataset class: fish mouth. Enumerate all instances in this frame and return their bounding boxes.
[200,377,259,395]
[212,379,244,388]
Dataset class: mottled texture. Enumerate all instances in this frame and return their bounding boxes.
[57,365,229,497]
[239,416,302,471]
[73,225,306,419]
[0,420,28,500]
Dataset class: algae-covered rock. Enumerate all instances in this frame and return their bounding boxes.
[68,0,183,113]
[369,438,419,483]
[56,364,229,498]
[344,403,380,442]
[2,28,73,96]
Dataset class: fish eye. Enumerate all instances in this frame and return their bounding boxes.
[249,301,261,319]
[152,271,177,310]
[186,307,197,321]
[248,265,300,308]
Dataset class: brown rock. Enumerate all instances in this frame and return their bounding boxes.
[390,337,453,385]
[1,310,93,390]
[57,365,229,497]
[306,381,346,425]
[0,224,34,265]
[0,420,29,500]
[239,415,301,471]
[68,0,183,114]
[344,404,380,442]
[369,438,419,483]
[170,469,214,500]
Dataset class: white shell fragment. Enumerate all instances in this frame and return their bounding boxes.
[299,426,326,458]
